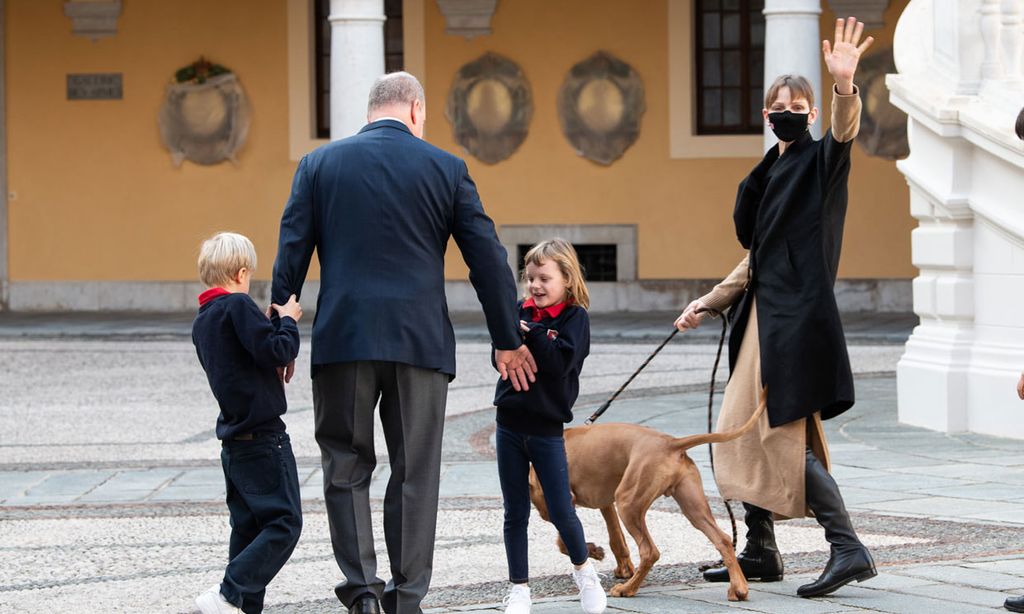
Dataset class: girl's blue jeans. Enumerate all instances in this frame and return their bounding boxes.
[495,423,589,583]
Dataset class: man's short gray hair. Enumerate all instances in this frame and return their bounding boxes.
[367,72,425,113]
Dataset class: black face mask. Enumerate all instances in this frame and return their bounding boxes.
[768,111,809,142]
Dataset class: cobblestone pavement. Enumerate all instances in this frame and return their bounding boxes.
[2,312,1024,613]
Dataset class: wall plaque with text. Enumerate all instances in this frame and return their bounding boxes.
[67,73,123,100]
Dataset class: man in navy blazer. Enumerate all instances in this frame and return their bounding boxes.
[271,72,536,614]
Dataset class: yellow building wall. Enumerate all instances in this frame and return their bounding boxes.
[428,0,916,280]
[6,0,914,284]
[7,0,297,282]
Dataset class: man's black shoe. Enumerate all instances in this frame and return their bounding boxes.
[1005,595,1024,612]
[345,593,380,614]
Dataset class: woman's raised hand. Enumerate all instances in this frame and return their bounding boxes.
[823,16,874,95]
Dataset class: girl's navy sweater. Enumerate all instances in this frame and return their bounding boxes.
[493,301,590,436]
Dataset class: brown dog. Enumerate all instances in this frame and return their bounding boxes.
[528,392,767,602]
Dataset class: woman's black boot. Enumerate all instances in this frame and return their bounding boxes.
[798,449,877,597]
[703,502,784,582]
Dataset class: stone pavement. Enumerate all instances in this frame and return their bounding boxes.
[2,311,1024,613]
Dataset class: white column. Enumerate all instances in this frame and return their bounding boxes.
[329,0,385,140]
[895,127,976,433]
[763,0,823,149]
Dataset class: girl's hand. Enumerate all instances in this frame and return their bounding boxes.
[520,320,531,333]
[823,16,874,94]
[1017,372,1024,400]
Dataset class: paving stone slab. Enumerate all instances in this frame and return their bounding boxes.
[854,496,1022,519]
[890,564,1024,590]
[23,470,114,496]
[0,471,51,500]
[820,584,997,613]
[891,582,1015,607]
[964,559,1024,576]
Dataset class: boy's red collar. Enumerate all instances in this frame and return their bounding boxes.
[523,297,569,322]
[198,287,232,306]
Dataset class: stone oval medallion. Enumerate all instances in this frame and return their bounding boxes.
[446,53,533,164]
[558,51,645,165]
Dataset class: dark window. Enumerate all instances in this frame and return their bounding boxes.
[695,0,765,135]
[315,0,404,139]
[517,244,618,283]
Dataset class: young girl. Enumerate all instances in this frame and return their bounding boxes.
[492,239,605,614]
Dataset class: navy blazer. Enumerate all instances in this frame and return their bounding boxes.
[271,120,521,378]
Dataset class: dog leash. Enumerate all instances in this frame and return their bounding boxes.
[583,307,739,549]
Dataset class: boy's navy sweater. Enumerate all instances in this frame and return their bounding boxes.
[493,301,590,437]
[192,291,300,440]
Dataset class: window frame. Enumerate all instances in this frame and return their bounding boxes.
[694,0,765,136]
[667,0,763,159]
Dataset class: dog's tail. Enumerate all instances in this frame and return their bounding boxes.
[669,388,767,452]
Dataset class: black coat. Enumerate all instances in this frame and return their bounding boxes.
[271,120,521,378]
[728,129,855,427]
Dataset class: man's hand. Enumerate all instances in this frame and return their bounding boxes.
[674,299,709,332]
[495,345,538,391]
[823,16,874,95]
[1017,372,1024,401]
[277,360,296,385]
[271,294,303,322]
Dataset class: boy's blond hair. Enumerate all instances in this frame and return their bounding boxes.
[764,74,815,109]
[198,232,257,288]
[521,238,591,310]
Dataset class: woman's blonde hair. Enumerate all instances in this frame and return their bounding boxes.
[197,231,257,287]
[521,238,590,310]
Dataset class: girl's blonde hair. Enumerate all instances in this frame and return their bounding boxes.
[521,238,590,310]
[198,232,257,287]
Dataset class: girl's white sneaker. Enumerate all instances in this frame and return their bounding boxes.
[572,562,607,614]
[195,584,242,614]
[503,583,532,614]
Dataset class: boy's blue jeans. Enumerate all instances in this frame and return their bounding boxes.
[495,424,589,583]
[220,432,302,614]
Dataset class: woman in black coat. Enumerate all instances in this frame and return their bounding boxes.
[675,17,877,598]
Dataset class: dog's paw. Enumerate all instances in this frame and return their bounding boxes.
[727,586,749,602]
[587,543,606,561]
[613,560,635,579]
[610,583,636,598]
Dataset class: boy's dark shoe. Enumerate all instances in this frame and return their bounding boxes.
[1006,595,1024,612]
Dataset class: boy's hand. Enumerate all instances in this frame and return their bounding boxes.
[823,16,874,95]
[271,294,303,322]
[1017,372,1024,400]
[277,361,296,385]
[520,320,531,333]
[674,299,708,332]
